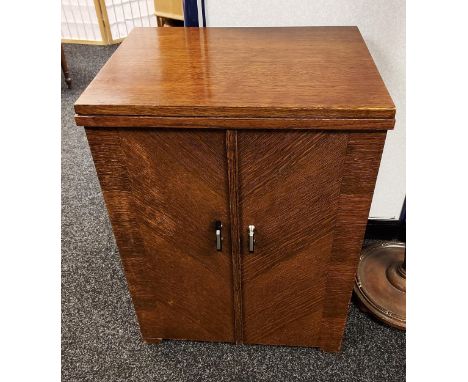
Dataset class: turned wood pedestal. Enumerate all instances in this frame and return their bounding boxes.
[75,27,395,352]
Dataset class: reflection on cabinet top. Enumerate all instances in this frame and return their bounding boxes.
[75,27,395,125]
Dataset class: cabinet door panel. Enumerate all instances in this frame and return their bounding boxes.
[87,128,234,343]
[238,131,348,346]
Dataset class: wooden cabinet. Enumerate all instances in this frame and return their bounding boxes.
[75,27,395,351]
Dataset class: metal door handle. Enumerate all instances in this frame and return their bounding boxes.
[248,225,255,253]
[215,220,223,251]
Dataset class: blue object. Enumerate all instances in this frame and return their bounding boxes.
[183,0,206,27]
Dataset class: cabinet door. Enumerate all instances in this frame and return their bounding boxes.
[237,131,348,346]
[86,128,235,343]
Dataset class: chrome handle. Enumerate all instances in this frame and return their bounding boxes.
[248,225,255,253]
[215,220,223,251]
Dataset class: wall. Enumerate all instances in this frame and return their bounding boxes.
[205,0,405,219]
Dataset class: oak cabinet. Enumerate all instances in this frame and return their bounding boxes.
[75,27,395,351]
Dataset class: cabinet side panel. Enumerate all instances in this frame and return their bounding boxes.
[319,132,387,351]
[85,128,149,334]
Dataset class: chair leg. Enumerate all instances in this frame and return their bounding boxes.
[157,16,166,27]
[61,44,72,89]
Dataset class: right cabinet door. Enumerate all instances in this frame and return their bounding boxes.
[237,130,349,346]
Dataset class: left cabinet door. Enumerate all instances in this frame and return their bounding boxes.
[86,128,235,343]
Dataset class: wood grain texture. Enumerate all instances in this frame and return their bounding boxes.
[318,132,387,351]
[86,127,388,350]
[237,131,349,347]
[75,27,395,121]
[76,115,395,130]
[226,130,243,343]
[86,127,235,343]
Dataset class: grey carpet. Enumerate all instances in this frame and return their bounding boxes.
[61,43,406,382]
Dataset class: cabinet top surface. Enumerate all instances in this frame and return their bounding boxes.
[75,27,395,121]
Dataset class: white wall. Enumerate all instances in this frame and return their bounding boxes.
[206,0,405,219]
